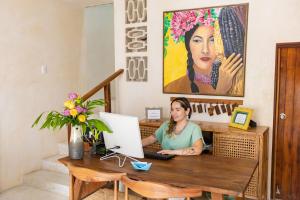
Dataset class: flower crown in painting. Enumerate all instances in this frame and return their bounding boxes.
[169,8,219,43]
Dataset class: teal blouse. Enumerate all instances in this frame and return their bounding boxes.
[155,121,203,150]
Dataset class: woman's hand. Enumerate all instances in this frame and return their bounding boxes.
[157,140,202,155]
[216,53,243,94]
[157,149,176,155]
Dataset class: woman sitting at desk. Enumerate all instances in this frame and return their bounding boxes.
[142,97,204,155]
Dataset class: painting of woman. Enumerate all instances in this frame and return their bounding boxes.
[163,5,248,96]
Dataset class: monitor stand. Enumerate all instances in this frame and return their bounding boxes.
[100,152,142,167]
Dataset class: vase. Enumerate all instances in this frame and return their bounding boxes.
[69,125,83,159]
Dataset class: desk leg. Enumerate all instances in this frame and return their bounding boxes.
[74,179,83,200]
[69,174,75,200]
[211,193,223,200]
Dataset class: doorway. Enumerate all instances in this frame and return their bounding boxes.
[80,3,115,105]
[272,42,300,200]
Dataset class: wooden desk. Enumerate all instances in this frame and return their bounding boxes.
[59,154,258,200]
[139,120,268,199]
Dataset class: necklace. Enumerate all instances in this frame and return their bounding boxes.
[187,71,211,84]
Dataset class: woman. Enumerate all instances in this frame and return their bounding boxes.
[164,7,245,96]
[142,97,203,155]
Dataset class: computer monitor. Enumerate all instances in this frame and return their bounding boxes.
[99,112,144,159]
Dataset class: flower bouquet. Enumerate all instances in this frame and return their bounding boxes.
[32,92,111,159]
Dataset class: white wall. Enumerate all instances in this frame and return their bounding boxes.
[114,0,300,198]
[0,0,83,191]
[79,3,115,102]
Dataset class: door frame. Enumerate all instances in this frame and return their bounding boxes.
[271,42,300,199]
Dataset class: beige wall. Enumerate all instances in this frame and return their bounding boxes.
[114,0,300,198]
[0,0,83,191]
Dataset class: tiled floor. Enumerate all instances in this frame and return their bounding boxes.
[0,184,209,200]
[0,185,144,200]
[0,185,67,200]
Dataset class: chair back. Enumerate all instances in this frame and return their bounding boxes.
[67,163,125,182]
[121,175,202,199]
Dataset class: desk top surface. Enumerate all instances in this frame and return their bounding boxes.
[59,154,257,196]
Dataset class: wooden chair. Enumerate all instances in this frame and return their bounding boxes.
[121,175,202,200]
[67,163,126,200]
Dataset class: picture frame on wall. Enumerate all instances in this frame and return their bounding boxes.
[145,107,162,121]
[229,107,253,130]
[163,3,248,96]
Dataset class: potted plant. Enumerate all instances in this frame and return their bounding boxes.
[32,92,111,159]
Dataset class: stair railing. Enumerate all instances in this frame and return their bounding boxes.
[68,69,124,141]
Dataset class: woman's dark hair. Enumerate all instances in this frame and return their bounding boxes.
[167,97,192,135]
[184,25,221,92]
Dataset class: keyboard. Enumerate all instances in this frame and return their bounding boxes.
[144,151,175,160]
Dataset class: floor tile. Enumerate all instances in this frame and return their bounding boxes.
[0,185,67,200]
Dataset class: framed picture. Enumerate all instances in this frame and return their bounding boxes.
[145,107,162,121]
[163,4,248,96]
[229,107,253,130]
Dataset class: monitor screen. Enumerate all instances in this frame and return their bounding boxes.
[99,112,144,158]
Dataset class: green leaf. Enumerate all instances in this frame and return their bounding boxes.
[87,119,112,133]
[82,123,87,136]
[86,99,105,110]
[32,112,44,128]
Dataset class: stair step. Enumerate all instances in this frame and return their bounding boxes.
[23,170,69,197]
[42,154,68,174]
[58,142,68,156]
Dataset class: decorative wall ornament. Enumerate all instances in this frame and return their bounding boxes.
[125,0,147,24]
[124,0,148,82]
[126,57,148,81]
[125,27,147,52]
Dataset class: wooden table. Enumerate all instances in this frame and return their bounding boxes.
[59,154,258,200]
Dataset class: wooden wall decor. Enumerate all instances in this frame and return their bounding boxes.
[125,0,147,24]
[170,97,243,116]
[126,56,147,81]
[125,27,147,52]
[125,0,148,82]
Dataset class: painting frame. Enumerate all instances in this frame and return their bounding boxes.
[229,107,253,130]
[162,3,249,97]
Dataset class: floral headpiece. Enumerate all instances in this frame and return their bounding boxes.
[170,8,219,43]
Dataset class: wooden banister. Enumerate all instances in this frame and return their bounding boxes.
[82,69,124,101]
[68,69,124,142]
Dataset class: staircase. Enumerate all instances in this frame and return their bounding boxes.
[23,142,69,197]
[0,69,136,199]
[19,70,126,199]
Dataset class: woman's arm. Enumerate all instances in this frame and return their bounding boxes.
[157,139,203,155]
[142,135,157,147]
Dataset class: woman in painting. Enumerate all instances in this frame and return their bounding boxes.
[164,7,245,96]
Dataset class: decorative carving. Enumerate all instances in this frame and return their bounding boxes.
[126,57,147,81]
[125,0,147,24]
[126,27,147,52]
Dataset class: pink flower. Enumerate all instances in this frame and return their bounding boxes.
[170,8,219,42]
[63,109,70,116]
[68,92,78,100]
[76,106,84,113]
